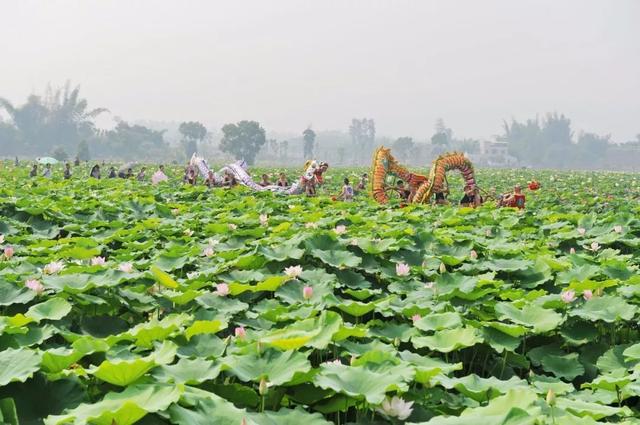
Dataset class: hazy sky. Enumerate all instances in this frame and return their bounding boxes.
[1,0,639,141]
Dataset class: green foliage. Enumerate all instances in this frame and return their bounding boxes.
[0,164,639,424]
[219,120,266,165]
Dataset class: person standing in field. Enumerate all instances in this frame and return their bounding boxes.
[42,163,52,178]
[90,164,101,179]
[357,173,368,191]
[108,167,117,178]
[14,157,19,167]
[136,167,146,181]
[205,170,217,188]
[29,164,38,177]
[259,174,271,187]
[74,157,80,166]
[63,163,72,179]
[152,165,168,185]
[276,172,288,187]
[337,177,354,201]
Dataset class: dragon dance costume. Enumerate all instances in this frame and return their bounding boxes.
[371,147,477,205]
[189,154,328,195]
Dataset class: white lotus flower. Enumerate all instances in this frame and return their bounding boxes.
[118,262,134,273]
[183,229,194,237]
[187,271,199,280]
[590,242,601,252]
[284,265,303,278]
[228,223,237,230]
[614,225,623,233]
[334,225,347,235]
[377,396,414,420]
[395,263,410,276]
[0,234,4,244]
[577,228,586,236]
[43,261,65,274]
[259,214,268,226]
[203,246,214,257]
[91,256,106,266]
[305,222,318,229]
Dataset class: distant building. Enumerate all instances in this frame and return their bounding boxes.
[472,141,518,167]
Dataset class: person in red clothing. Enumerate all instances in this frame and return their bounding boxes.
[501,185,526,209]
[528,180,540,191]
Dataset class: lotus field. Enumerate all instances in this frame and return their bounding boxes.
[3,163,640,425]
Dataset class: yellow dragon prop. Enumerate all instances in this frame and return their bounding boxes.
[371,147,477,204]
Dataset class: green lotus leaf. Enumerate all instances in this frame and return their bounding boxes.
[414,312,462,331]
[555,398,632,420]
[149,265,179,289]
[495,302,563,333]
[0,280,36,306]
[436,374,529,401]
[569,296,637,323]
[399,350,462,384]
[261,311,342,350]
[336,296,391,317]
[44,384,183,425]
[412,327,483,353]
[258,245,305,261]
[152,357,221,384]
[230,275,289,295]
[224,348,311,385]
[311,249,362,268]
[0,348,42,386]
[26,297,72,322]
[184,319,225,340]
[313,362,413,404]
[41,347,84,373]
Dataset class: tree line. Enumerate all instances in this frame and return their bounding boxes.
[1,83,637,168]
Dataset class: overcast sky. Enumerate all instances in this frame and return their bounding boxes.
[1,0,638,141]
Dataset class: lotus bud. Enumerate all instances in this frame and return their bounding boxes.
[469,250,478,260]
[546,389,556,406]
[235,326,246,339]
[569,247,576,254]
[595,287,603,297]
[3,246,14,259]
[303,285,313,300]
[393,337,400,347]
[259,377,268,396]
[350,355,357,365]
[439,262,446,274]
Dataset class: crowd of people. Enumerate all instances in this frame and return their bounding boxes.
[19,156,529,209]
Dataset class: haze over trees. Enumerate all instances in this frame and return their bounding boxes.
[1,83,639,170]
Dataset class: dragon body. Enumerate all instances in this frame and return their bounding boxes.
[371,147,476,204]
[189,154,326,195]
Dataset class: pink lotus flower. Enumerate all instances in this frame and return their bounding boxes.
[216,283,230,296]
[203,246,214,257]
[284,265,303,278]
[259,214,268,226]
[43,261,65,274]
[303,285,313,300]
[118,262,134,273]
[396,262,410,276]
[569,247,576,254]
[411,314,421,322]
[590,242,601,252]
[228,223,237,230]
[577,228,586,236]
[234,326,246,338]
[334,225,347,235]
[305,222,318,229]
[3,246,14,259]
[561,290,576,303]
[614,225,623,233]
[469,250,478,260]
[91,256,106,266]
[25,279,44,294]
[583,290,593,300]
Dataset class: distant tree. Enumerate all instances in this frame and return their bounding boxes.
[51,146,68,161]
[349,118,375,162]
[302,127,316,159]
[431,118,453,148]
[179,121,207,160]
[100,121,167,159]
[219,120,266,165]
[337,146,345,164]
[77,140,90,161]
[576,132,610,168]
[0,82,107,154]
[392,137,415,162]
[280,140,289,160]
